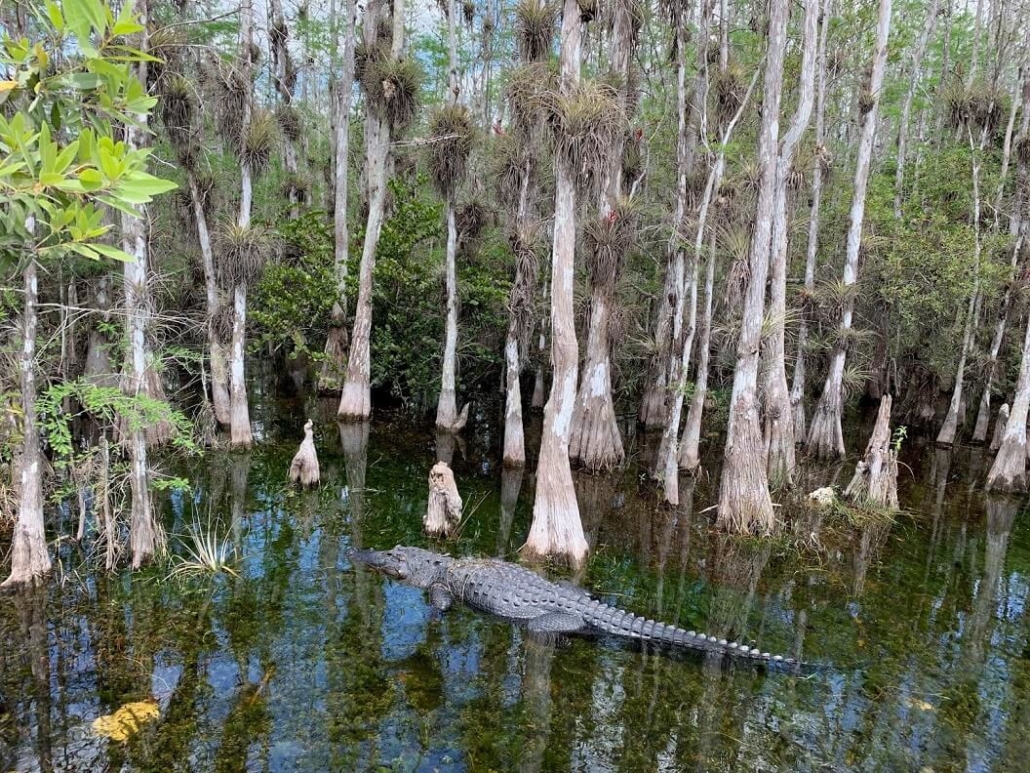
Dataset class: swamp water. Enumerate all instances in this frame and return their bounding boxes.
[2,402,1030,772]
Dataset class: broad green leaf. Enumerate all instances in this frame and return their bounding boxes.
[46,1,64,32]
[112,174,177,204]
[68,243,101,261]
[89,243,134,262]
[96,195,138,217]
[78,168,103,191]
[62,0,94,42]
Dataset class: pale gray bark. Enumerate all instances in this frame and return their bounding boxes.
[791,0,831,441]
[986,309,1030,492]
[763,0,819,487]
[229,0,256,447]
[716,0,789,533]
[679,230,716,472]
[806,0,893,460]
[320,0,358,394]
[121,0,164,567]
[524,0,588,568]
[339,0,401,421]
[436,0,468,433]
[844,395,899,510]
[938,128,988,447]
[569,0,636,471]
[2,257,51,588]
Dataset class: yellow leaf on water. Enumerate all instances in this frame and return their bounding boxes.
[903,697,934,712]
[91,700,159,742]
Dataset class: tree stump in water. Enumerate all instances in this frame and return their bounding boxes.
[844,394,899,510]
[424,461,462,538]
[288,420,320,487]
[989,403,1009,453]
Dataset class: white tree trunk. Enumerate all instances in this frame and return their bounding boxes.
[2,258,52,588]
[790,0,832,440]
[188,172,230,426]
[989,403,1009,453]
[844,394,899,510]
[715,0,789,534]
[807,0,893,460]
[986,311,1030,492]
[320,0,358,394]
[339,0,397,421]
[229,284,254,447]
[435,0,467,433]
[679,230,716,472]
[436,204,467,431]
[938,133,986,446]
[763,0,818,487]
[424,461,463,537]
[227,0,256,445]
[523,0,588,568]
[121,0,163,567]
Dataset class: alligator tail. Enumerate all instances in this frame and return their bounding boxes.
[587,605,798,667]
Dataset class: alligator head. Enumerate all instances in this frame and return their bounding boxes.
[345,545,450,589]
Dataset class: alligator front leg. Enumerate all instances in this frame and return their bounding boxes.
[429,584,454,611]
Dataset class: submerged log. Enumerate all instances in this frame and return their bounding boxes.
[844,394,899,510]
[989,403,1009,453]
[288,420,320,488]
[424,461,462,538]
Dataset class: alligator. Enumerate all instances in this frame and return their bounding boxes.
[346,545,799,668]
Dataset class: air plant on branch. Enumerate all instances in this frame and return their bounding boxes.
[243,110,278,173]
[216,223,279,288]
[507,62,553,134]
[515,0,557,62]
[584,199,639,291]
[428,103,476,198]
[543,80,622,187]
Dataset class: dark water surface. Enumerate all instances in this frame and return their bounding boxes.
[3,405,1030,772]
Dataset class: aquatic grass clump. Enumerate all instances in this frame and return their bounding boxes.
[168,519,240,579]
[428,103,476,197]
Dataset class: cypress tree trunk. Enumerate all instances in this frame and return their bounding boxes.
[986,311,1030,492]
[807,0,893,460]
[320,0,358,394]
[436,0,468,433]
[339,0,401,422]
[938,132,987,446]
[715,0,788,534]
[186,172,230,427]
[228,0,256,448]
[2,258,51,588]
[790,0,831,440]
[523,0,588,567]
[763,0,818,487]
[121,0,163,566]
[679,230,716,472]
[569,0,636,472]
